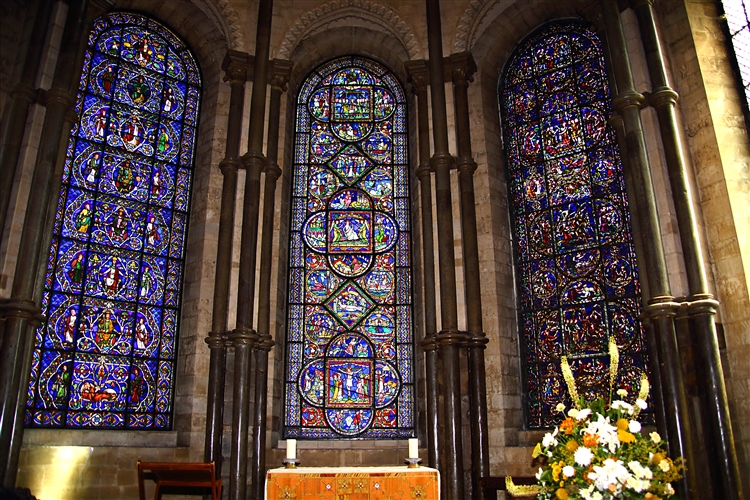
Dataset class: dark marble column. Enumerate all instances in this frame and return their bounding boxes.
[450,52,489,499]
[205,50,248,472]
[0,0,52,237]
[425,0,463,498]
[633,2,742,498]
[0,0,90,487]
[600,1,695,498]
[405,60,440,470]
[228,1,273,498]
[250,59,292,500]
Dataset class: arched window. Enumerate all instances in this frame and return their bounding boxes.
[26,13,201,430]
[499,23,649,428]
[283,57,414,439]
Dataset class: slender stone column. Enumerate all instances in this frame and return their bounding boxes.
[229,1,273,498]
[0,0,52,237]
[250,59,292,500]
[425,1,463,498]
[405,60,440,471]
[600,1,695,498]
[450,52,489,499]
[633,2,742,498]
[0,0,90,487]
[204,50,248,472]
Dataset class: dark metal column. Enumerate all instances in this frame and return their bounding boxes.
[228,1,273,498]
[600,1,695,498]
[0,0,52,237]
[405,60,440,471]
[425,1,463,498]
[450,52,489,499]
[250,59,292,500]
[0,0,90,487]
[205,50,248,472]
[633,2,743,497]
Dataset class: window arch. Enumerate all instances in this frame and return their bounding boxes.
[499,23,650,428]
[26,13,201,430]
[283,56,414,439]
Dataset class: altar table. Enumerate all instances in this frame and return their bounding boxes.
[265,466,439,499]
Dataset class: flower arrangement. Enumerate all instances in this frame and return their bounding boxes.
[506,338,685,500]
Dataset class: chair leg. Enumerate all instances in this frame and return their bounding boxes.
[153,482,160,500]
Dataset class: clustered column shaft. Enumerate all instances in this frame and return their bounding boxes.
[0,0,91,488]
[600,1,696,498]
[633,2,742,498]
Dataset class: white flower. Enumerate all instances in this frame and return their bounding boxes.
[624,476,651,493]
[628,420,642,433]
[628,461,653,480]
[542,432,558,448]
[666,483,675,496]
[574,446,594,466]
[658,459,670,472]
[576,408,592,421]
[568,408,579,419]
[649,431,661,444]
[535,467,543,480]
[611,400,634,414]
[556,403,566,412]
[635,398,648,410]
[588,458,631,494]
[617,388,628,397]
[562,465,575,477]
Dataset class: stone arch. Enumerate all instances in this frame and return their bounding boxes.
[276,0,422,61]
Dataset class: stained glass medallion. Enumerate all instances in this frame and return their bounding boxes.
[500,23,650,428]
[285,57,413,438]
[27,13,200,430]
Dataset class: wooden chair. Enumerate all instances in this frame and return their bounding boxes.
[137,461,222,500]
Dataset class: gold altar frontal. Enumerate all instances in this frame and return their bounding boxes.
[265,466,440,499]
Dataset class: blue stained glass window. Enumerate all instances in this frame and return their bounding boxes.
[26,13,200,430]
[500,23,650,428]
[284,57,414,439]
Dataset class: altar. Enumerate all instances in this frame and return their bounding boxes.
[265,466,440,499]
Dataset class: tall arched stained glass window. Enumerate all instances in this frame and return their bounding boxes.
[283,57,414,439]
[26,13,200,430]
[499,23,650,428]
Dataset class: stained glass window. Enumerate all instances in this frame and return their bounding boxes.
[25,12,200,430]
[283,57,414,439]
[720,0,750,106]
[500,23,650,428]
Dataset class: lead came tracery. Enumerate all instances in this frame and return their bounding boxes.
[284,57,414,439]
[26,13,200,430]
[500,24,650,428]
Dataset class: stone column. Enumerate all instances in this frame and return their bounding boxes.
[425,0,463,498]
[600,1,695,498]
[205,50,248,471]
[250,59,292,500]
[0,0,52,237]
[0,0,90,487]
[228,0,273,498]
[633,2,743,498]
[405,60,440,470]
[450,52,489,498]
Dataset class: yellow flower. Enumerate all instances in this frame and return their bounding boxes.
[616,418,629,431]
[617,429,636,443]
[556,487,569,500]
[566,440,579,452]
[651,453,665,466]
[552,461,564,482]
[532,442,543,458]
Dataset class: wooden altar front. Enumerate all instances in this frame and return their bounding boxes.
[265,466,439,499]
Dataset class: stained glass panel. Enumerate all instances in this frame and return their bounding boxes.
[500,23,650,428]
[284,56,414,439]
[26,13,200,430]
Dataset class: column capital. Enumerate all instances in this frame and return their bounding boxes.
[253,333,275,351]
[222,50,250,84]
[420,334,439,351]
[416,163,433,178]
[648,87,679,109]
[270,59,293,92]
[436,328,466,346]
[264,161,282,180]
[456,157,477,174]
[643,295,680,319]
[44,87,76,109]
[465,330,489,348]
[612,90,646,113]
[8,82,38,103]
[219,157,241,174]
[242,150,266,171]
[448,51,476,86]
[429,152,454,171]
[228,327,258,346]
[205,331,229,348]
[0,298,41,321]
[405,60,429,93]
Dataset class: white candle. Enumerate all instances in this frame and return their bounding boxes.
[287,439,297,460]
[408,438,418,459]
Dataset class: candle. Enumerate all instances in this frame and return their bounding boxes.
[408,438,418,459]
[287,439,297,460]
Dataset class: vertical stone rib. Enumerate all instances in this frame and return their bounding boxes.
[450,52,489,499]
[0,0,52,237]
[0,0,90,487]
[425,1,463,498]
[205,50,247,472]
[600,1,695,498]
[634,2,742,498]
[229,1,273,498]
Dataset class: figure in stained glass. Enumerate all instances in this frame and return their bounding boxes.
[139,266,154,299]
[134,317,150,350]
[128,76,150,104]
[75,202,93,234]
[95,309,117,347]
[50,364,71,405]
[99,65,116,93]
[61,308,77,345]
[85,153,100,185]
[162,87,176,112]
[93,108,108,137]
[68,253,85,285]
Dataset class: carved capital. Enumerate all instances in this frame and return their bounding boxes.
[270,59,294,92]
[405,60,429,93]
[448,52,476,86]
[222,50,250,84]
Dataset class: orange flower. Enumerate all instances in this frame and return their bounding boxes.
[560,418,576,435]
[556,487,569,500]
[617,429,636,443]
[651,453,665,466]
[566,440,579,452]
[583,433,599,447]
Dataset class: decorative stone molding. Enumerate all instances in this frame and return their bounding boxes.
[190,0,244,49]
[277,0,421,60]
[453,0,514,52]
